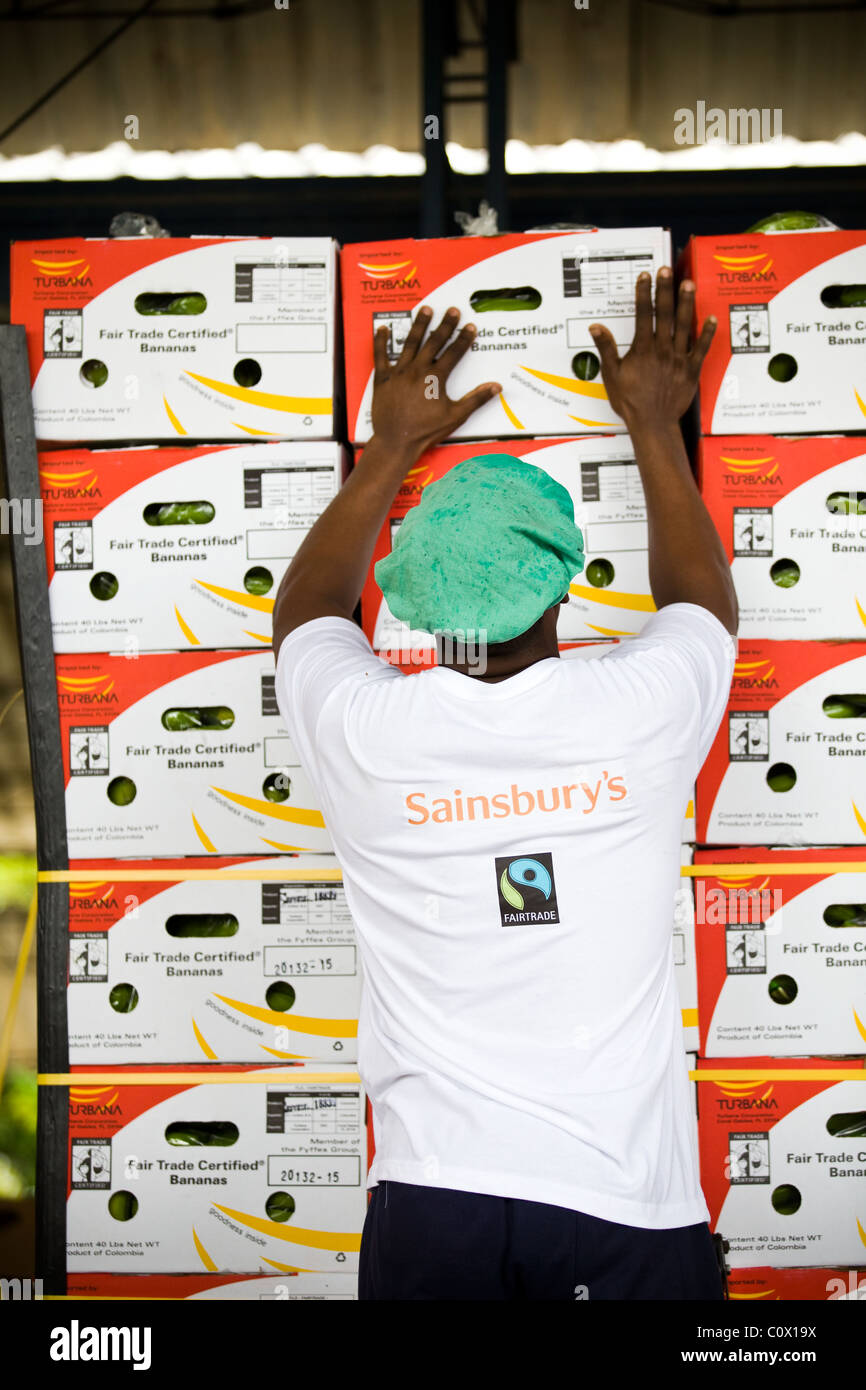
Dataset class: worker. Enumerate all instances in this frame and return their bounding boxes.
[273,268,737,1301]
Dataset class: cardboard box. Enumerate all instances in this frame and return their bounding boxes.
[698,435,866,639]
[694,848,866,1058]
[10,237,338,441]
[42,443,347,652]
[696,640,866,846]
[697,1057,866,1268]
[57,649,332,856]
[66,857,359,1063]
[342,229,671,441]
[727,1266,866,1301]
[681,231,866,435]
[66,1065,367,1273]
[361,437,654,646]
[65,1272,358,1299]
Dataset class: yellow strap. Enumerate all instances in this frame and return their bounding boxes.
[0,890,37,1098]
[682,862,866,876]
[38,1070,361,1086]
[34,863,866,885]
[37,868,343,882]
[690,1068,864,1082]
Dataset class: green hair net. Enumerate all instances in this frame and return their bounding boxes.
[375,454,585,644]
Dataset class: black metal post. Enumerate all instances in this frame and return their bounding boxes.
[0,324,69,1295]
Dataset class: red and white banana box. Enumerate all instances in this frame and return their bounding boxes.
[56,649,332,857]
[697,1057,866,1268]
[66,857,359,1064]
[10,236,338,441]
[696,640,866,846]
[681,230,866,434]
[727,1266,865,1301]
[694,848,866,1058]
[697,435,866,639]
[40,443,347,652]
[66,1065,369,1274]
[341,228,670,441]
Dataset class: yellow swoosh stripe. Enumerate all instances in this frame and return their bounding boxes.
[498,393,524,430]
[214,994,357,1037]
[570,582,656,613]
[191,813,217,853]
[32,256,88,269]
[195,579,275,614]
[259,1045,307,1059]
[186,372,331,415]
[856,597,866,628]
[174,606,200,645]
[163,396,187,435]
[853,802,866,837]
[856,389,866,419]
[40,1071,361,1085]
[731,1290,779,1300]
[192,1017,217,1060]
[859,1218,866,1249]
[854,1009,866,1043]
[586,622,636,636]
[192,1227,218,1272]
[244,630,272,644]
[213,1204,361,1253]
[713,252,767,266]
[259,837,318,851]
[233,423,280,435]
[212,787,326,828]
[567,415,610,427]
[520,365,608,399]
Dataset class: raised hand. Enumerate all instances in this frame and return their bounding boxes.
[589,269,716,429]
[371,306,501,455]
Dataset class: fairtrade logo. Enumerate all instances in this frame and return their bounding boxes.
[495,852,560,927]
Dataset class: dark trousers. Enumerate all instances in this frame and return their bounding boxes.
[358,1180,723,1301]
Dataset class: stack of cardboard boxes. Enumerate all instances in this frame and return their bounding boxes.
[683,229,866,1300]
[342,228,700,1046]
[12,235,365,1300]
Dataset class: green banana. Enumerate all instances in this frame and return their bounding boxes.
[771,1184,801,1215]
[81,359,108,387]
[134,292,207,316]
[469,286,542,312]
[263,773,290,803]
[265,981,296,1012]
[767,974,797,1005]
[161,706,235,731]
[108,1190,138,1221]
[822,695,866,719]
[572,351,600,381]
[766,764,796,793]
[770,560,800,589]
[825,1111,866,1138]
[108,982,139,1013]
[585,559,614,589]
[165,913,239,938]
[826,491,866,515]
[820,285,866,309]
[768,355,798,383]
[143,500,215,526]
[747,211,837,232]
[823,902,866,927]
[164,1122,239,1147]
[107,776,137,806]
[265,1192,295,1223]
[244,566,273,596]
[90,571,118,601]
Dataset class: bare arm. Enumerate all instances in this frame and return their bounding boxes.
[272,307,500,655]
[589,269,738,635]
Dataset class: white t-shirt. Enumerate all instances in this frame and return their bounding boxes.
[275,603,736,1229]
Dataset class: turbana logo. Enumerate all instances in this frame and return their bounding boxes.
[495,852,560,926]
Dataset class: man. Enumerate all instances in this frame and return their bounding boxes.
[273,268,737,1301]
